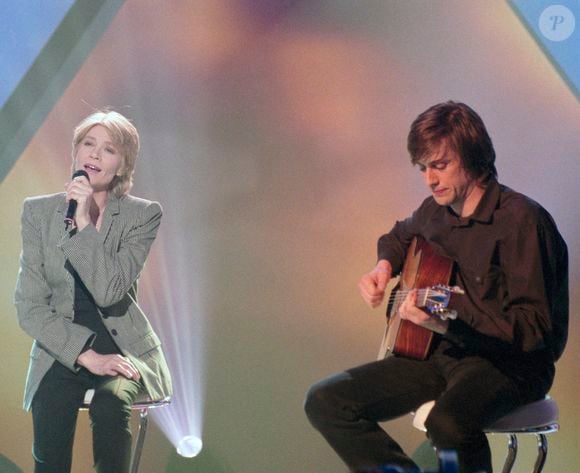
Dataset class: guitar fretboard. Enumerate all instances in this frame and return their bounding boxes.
[388,288,439,312]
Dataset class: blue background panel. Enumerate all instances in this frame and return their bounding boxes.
[0,1,75,108]
[510,0,580,99]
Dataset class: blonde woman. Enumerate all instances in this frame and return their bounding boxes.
[15,110,172,473]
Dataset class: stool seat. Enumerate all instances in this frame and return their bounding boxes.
[412,396,559,433]
[485,397,559,433]
[412,396,559,473]
[81,388,171,408]
[80,389,170,473]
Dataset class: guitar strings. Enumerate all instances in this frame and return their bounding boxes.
[386,288,433,306]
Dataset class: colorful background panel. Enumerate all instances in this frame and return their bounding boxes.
[1,1,579,472]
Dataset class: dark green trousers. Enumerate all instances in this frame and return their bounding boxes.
[305,348,552,473]
[31,361,142,473]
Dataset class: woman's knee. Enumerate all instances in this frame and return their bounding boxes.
[89,389,132,427]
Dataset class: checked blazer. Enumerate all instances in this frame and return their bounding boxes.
[15,192,173,411]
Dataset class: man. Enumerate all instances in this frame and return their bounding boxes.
[304,101,568,473]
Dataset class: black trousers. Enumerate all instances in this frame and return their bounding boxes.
[31,361,142,473]
[304,349,552,473]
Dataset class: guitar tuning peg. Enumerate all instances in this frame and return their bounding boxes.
[433,308,458,320]
[432,284,465,295]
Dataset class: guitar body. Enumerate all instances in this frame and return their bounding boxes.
[378,236,454,360]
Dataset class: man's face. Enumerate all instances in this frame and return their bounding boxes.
[417,146,479,215]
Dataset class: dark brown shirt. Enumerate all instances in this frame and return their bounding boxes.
[377,179,568,366]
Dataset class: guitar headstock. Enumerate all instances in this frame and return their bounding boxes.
[423,284,464,320]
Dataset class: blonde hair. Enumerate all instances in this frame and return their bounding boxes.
[72,110,140,197]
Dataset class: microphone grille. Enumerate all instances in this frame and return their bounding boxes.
[72,169,90,181]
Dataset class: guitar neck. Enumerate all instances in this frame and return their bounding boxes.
[390,288,433,310]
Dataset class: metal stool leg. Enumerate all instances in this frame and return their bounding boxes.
[500,434,518,473]
[532,434,548,473]
[129,407,149,473]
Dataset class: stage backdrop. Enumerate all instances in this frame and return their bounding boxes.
[1,1,578,472]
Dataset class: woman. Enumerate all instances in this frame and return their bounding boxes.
[15,110,172,473]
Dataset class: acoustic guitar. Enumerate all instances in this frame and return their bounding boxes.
[377,236,464,360]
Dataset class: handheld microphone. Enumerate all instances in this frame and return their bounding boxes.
[64,170,90,229]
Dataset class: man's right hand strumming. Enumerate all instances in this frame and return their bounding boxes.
[358,259,392,308]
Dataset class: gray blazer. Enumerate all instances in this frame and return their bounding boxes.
[15,192,172,411]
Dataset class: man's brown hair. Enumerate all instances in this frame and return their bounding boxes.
[407,101,497,181]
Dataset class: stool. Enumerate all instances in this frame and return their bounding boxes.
[412,396,559,473]
[81,389,170,473]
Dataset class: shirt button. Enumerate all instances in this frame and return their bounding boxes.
[111,329,118,336]
[475,276,482,283]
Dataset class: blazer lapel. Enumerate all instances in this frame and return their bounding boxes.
[56,192,121,250]
[98,194,120,244]
[55,195,76,314]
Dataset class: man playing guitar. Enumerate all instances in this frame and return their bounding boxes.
[305,101,568,473]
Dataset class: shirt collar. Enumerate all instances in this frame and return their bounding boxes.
[444,179,500,227]
[106,192,121,215]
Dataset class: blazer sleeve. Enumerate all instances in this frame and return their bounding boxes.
[58,200,162,308]
[15,199,95,371]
